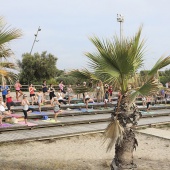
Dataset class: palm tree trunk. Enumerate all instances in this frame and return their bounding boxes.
[110,94,139,170]
[111,129,137,170]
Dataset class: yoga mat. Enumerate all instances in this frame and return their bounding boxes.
[29,106,39,108]
[42,119,56,123]
[80,108,88,112]
[140,111,155,114]
[31,111,47,115]
[87,109,94,112]
[8,114,22,118]
[17,118,25,122]
[0,123,12,128]
[17,121,37,126]
[13,100,21,103]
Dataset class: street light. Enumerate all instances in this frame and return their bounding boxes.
[30,26,41,54]
[117,14,124,42]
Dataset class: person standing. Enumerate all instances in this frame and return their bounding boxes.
[36,89,44,113]
[59,80,66,93]
[1,82,9,102]
[21,94,34,124]
[108,85,113,102]
[96,83,101,103]
[52,97,62,122]
[104,88,109,109]
[6,90,15,114]
[42,80,48,102]
[14,80,23,101]
[49,84,56,105]
[29,84,36,106]
[66,85,73,105]
[82,81,87,103]
[142,96,146,106]
[146,96,152,111]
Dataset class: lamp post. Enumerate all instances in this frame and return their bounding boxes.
[117,14,124,42]
[30,26,41,54]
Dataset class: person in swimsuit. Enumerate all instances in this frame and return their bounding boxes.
[6,90,15,114]
[29,84,36,106]
[52,97,62,122]
[21,94,34,124]
[36,89,44,113]
[14,80,23,101]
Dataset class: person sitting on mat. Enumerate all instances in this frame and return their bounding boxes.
[0,96,9,125]
[21,94,34,124]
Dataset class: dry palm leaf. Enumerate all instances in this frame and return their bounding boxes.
[103,119,124,152]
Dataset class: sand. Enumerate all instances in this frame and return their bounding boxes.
[0,132,169,170]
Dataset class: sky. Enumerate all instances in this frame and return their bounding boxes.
[1,0,170,71]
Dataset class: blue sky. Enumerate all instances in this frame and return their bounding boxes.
[1,0,170,71]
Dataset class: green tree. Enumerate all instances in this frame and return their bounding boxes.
[17,54,36,84]
[0,17,22,84]
[18,51,59,84]
[71,27,170,169]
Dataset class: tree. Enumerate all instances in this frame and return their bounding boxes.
[0,17,22,84]
[18,51,59,84]
[72,27,170,169]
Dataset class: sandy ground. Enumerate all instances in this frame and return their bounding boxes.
[0,132,169,170]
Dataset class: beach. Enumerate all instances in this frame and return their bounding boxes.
[0,132,169,170]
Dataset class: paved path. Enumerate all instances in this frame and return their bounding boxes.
[137,128,170,140]
[0,115,169,143]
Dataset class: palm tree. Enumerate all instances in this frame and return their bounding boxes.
[72,27,170,169]
[0,17,22,84]
[70,69,105,101]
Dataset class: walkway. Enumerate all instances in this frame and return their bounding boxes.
[0,115,169,143]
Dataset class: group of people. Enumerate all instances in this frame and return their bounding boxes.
[141,89,169,111]
[0,80,75,125]
[0,79,115,125]
[0,81,19,125]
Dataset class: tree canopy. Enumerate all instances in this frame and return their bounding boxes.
[18,51,59,84]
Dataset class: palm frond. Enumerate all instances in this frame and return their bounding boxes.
[129,77,159,102]
[148,56,170,76]
[103,119,124,152]
[72,85,93,94]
